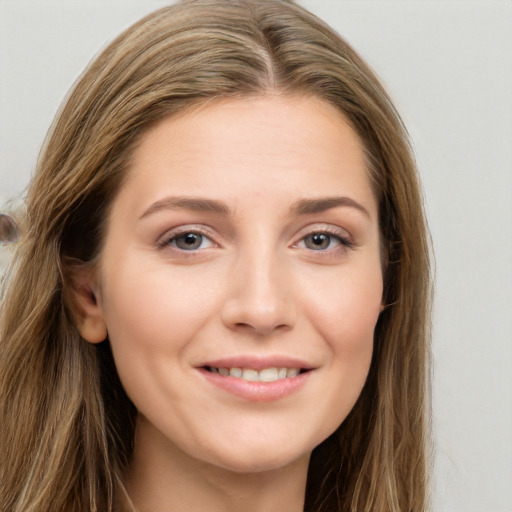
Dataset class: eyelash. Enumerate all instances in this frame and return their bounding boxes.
[157,226,215,253]
[157,225,354,256]
[294,226,354,254]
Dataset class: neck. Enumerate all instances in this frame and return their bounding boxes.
[121,418,310,512]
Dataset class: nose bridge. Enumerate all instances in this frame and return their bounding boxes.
[221,238,296,335]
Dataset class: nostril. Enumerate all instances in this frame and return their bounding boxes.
[220,279,298,335]
[233,321,291,336]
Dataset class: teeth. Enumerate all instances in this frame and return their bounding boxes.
[229,367,242,378]
[241,368,259,381]
[259,367,278,382]
[286,368,300,378]
[209,366,302,382]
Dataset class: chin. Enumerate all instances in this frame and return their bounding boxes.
[211,452,308,475]
[197,436,315,474]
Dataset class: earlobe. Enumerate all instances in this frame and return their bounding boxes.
[78,295,108,344]
[65,262,107,344]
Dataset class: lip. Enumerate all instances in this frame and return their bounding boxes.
[198,367,312,402]
[196,355,315,402]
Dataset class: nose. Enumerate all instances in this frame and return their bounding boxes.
[221,250,297,336]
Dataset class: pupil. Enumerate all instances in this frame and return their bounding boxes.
[309,233,329,250]
[177,233,201,249]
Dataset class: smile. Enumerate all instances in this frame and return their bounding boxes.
[205,366,303,382]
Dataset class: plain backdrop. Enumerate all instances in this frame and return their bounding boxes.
[1,1,511,511]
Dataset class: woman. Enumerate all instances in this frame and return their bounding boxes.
[0,1,432,511]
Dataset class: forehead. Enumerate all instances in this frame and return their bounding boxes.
[117,94,376,219]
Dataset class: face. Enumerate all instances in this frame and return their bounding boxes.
[81,95,383,474]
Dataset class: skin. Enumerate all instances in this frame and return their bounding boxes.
[77,94,383,512]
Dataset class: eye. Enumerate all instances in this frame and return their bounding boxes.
[160,230,215,251]
[294,226,354,254]
[302,233,341,251]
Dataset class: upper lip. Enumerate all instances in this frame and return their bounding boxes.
[198,355,316,371]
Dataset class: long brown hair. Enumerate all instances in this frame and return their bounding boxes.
[0,1,432,510]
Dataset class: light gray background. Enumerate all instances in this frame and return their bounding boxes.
[1,1,511,511]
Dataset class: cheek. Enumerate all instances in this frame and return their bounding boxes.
[304,263,382,411]
[309,264,383,348]
[101,259,218,341]
[98,263,221,418]
[98,259,226,400]
[296,269,381,443]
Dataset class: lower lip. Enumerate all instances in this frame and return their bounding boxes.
[198,368,311,402]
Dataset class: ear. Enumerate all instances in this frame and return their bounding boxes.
[65,262,108,344]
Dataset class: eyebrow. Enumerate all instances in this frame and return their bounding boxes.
[139,195,370,220]
[290,196,371,218]
[140,197,231,219]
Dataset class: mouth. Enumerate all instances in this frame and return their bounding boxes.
[203,366,310,382]
[198,358,314,401]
